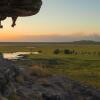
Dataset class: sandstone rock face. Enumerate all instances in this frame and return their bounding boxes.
[0,57,100,100]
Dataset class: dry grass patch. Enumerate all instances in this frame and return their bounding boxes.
[28,65,51,77]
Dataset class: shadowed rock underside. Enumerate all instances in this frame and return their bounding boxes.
[0,0,42,28]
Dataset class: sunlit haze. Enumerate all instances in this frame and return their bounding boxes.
[0,0,100,42]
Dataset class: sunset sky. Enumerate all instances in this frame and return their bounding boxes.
[0,0,100,42]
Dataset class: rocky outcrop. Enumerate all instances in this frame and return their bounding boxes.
[0,57,100,100]
[0,0,42,28]
[0,0,42,16]
[0,58,19,97]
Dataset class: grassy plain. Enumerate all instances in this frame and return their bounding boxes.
[0,42,100,88]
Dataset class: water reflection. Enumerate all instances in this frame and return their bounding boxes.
[3,52,39,60]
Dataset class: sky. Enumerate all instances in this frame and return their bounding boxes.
[0,0,100,42]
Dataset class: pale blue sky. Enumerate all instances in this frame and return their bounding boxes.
[0,0,100,41]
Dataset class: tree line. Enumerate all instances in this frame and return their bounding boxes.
[53,49,100,55]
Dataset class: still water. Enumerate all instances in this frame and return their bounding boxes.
[3,52,39,60]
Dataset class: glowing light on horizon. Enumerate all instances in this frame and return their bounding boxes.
[0,0,100,41]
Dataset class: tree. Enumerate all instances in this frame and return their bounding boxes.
[38,50,42,53]
[54,49,60,55]
[64,49,72,54]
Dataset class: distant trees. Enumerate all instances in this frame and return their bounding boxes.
[38,50,42,53]
[54,49,60,54]
[64,49,75,54]
[64,49,70,54]
[53,48,100,56]
[53,49,75,55]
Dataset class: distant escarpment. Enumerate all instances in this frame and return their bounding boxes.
[0,56,100,100]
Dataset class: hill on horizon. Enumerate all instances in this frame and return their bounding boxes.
[0,40,99,46]
[72,40,100,44]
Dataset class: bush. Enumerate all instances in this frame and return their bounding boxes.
[54,49,60,54]
[64,49,72,54]
[98,52,100,56]
[38,50,42,53]
[28,66,51,77]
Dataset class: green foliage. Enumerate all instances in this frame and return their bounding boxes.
[53,49,60,55]
[64,49,72,54]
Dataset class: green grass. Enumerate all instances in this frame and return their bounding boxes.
[27,43,100,89]
[48,59,100,88]
[1,43,100,89]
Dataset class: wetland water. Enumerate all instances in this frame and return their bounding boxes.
[3,52,39,59]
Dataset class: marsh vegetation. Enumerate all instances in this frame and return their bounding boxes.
[0,42,100,89]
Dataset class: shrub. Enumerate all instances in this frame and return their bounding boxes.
[98,52,100,56]
[38,50,42,53]
[54,49,60,54]
[64,49,72,54]
[28,66,51,77]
